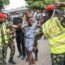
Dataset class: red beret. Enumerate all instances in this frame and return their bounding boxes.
[46,5,56,11]
[0,13,7,19]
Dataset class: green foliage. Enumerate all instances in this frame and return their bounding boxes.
[27,0,65,10]
[3,0,9,5]
[27,1,46,10]
[0,1,3,9]
[45,0,58,4]
[27,0,56,10]
[0,1,3,6]
[59,0,65,2]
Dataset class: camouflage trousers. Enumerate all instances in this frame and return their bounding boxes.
[34,36,39,59]
[0,46,4,65]
[0,39,15,65]
[51,53,65,65]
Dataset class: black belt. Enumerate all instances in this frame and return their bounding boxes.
[25,36,34,39]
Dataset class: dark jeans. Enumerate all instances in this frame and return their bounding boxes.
[16,32,26,57]
[51,53,65,65]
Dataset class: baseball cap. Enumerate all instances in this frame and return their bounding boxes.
[0,12,7,19]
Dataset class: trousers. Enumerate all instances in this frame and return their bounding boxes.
[16,32,26,57]
[51,53,65,65]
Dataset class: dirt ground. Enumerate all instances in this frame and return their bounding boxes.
[6,36,52,65]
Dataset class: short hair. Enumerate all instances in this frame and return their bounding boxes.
[13,17,22,25]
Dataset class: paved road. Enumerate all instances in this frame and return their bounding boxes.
[6,36,52,65]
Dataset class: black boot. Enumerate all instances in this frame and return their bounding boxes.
[26,57,28,62]
[9,58,16,64]
[35,55,38,61]
[18,54,22,58]
[21,56,26,60]
[35,49,38,61]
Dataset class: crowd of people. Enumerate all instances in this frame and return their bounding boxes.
[0,2,65,65]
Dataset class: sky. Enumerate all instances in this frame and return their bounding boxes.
[4,0,28,10]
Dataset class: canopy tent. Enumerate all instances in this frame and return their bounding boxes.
[3,0,28,13]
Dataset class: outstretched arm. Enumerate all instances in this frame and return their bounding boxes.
[55,2,65,8]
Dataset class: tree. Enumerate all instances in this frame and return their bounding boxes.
[27,1,45,10]
[0,0,3,10]
[26,0,65,10]
[59,0,65,2]
[3,0,9,5]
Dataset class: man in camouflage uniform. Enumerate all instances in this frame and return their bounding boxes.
[0,13,16,65]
